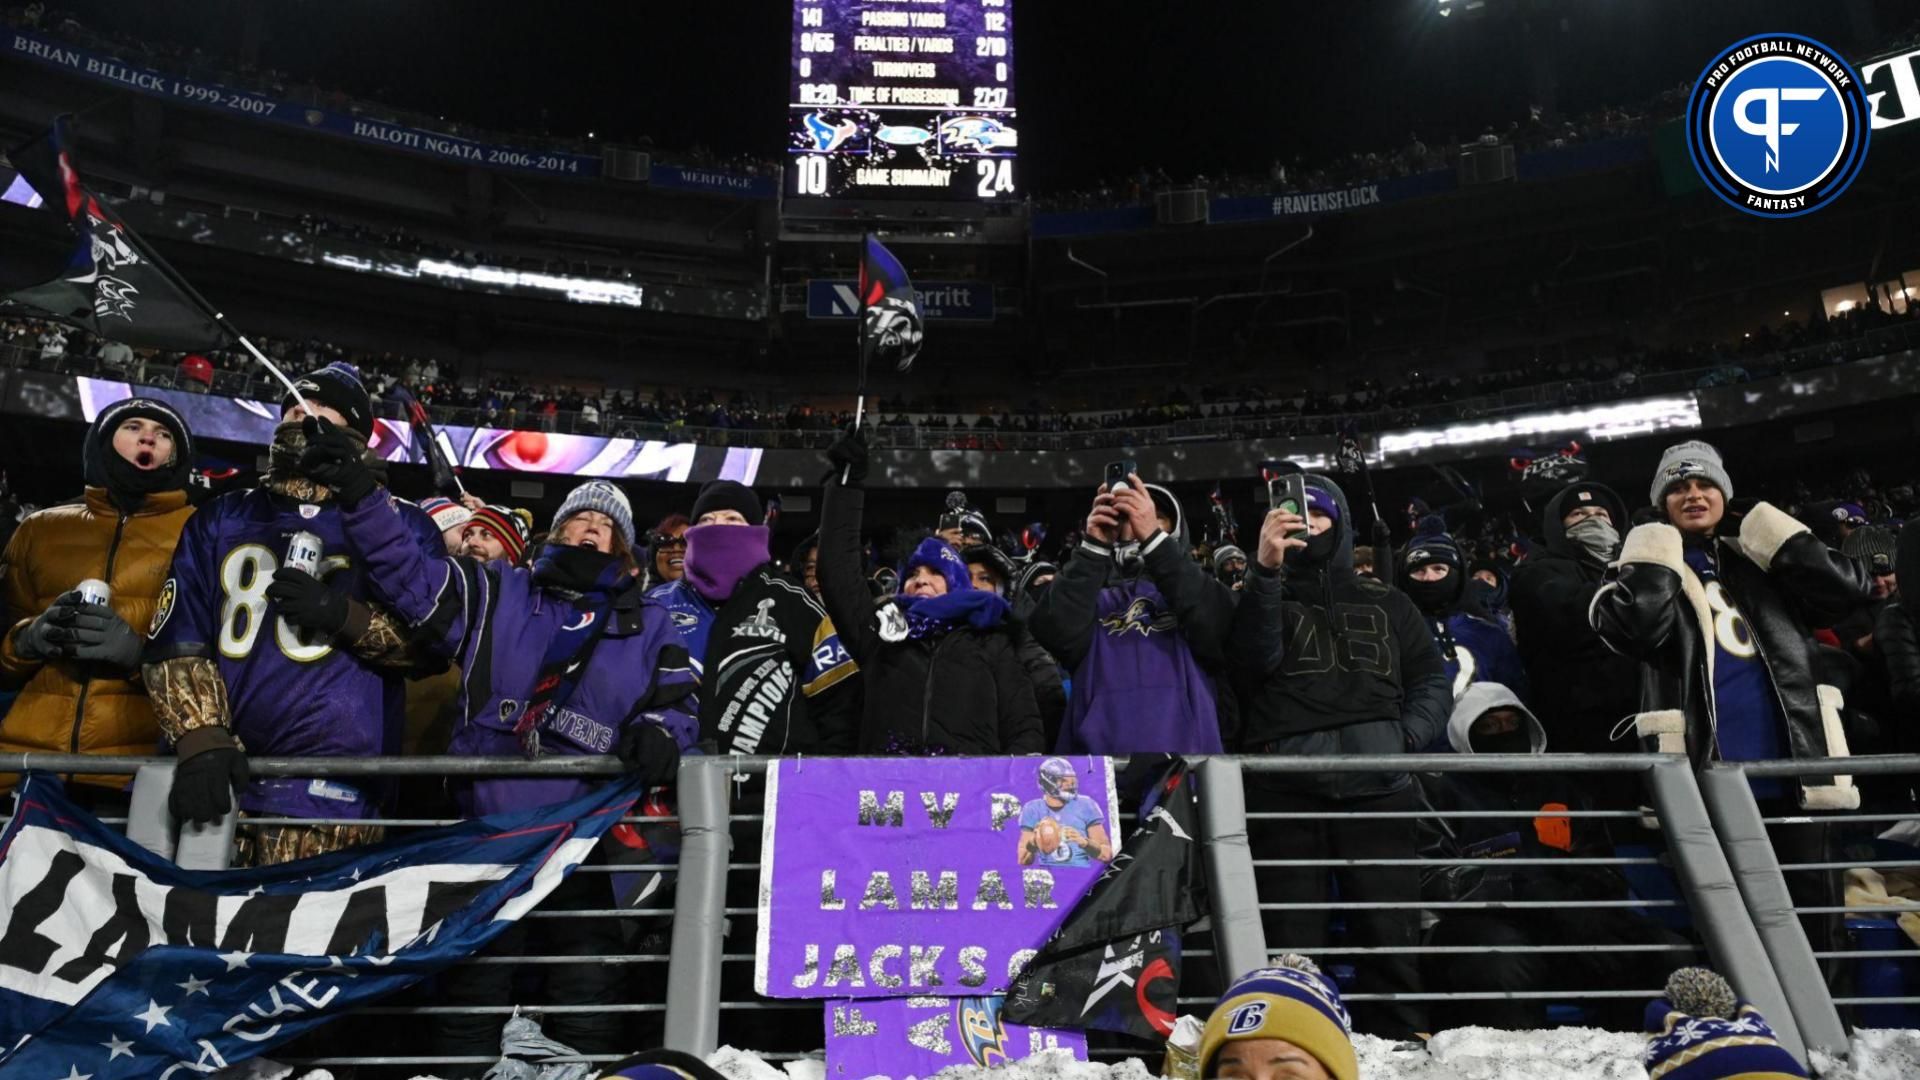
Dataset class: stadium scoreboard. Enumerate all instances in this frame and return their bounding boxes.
[788,0,1017,201]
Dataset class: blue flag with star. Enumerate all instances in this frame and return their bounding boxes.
[0,772,645,1078]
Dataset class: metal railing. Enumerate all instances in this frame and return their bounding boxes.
[1703,756,1920,1052]
[8,749,1916,1070]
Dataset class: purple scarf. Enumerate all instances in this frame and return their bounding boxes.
[897,589,1011,640]
[684,523,772,603]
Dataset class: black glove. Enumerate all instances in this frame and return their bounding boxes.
[617,720,682,787]
[266,566,351,637]
[170,727,248,825]
[825,426,870,487]
[13,590,81,661]
[296,417,378,504]
[57,603,145,672]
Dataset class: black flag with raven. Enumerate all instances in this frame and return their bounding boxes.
[1003,759,1206,1039]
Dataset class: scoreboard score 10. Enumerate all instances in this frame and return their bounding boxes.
[788,0,1018,201]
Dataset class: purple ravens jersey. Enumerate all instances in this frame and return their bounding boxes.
[147,489,440,818]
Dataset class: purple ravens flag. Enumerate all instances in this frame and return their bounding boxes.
[0,117,231,350]
[858,233,923,375]
[0,772,643,1078]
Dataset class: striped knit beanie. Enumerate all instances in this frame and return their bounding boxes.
[1642,968,1807,1080]
[469,504,529,564]
[420,496,473,534]
[554,479,636,549]
[1200,956,1356,1080]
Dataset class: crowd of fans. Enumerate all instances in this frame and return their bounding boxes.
[3,341,1917,1060]
[6,296,1916,453]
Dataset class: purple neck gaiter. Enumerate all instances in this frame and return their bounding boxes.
[684,524,772,604]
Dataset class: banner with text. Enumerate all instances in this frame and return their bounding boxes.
[756,756,1119,998]
[824,995,1087,1079]
[0,772,640,1078]
[807,280,996,321]
[3,30,774,187]
[1208,169,1458,224]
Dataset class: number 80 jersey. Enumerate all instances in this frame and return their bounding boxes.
[147,488,438,816]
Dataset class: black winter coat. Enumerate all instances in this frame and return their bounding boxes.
[1590,503,1872,809]
[1877,523,1920,723]
[818,482,1044,755]
[1227,474,1452,800]
[1509,483,1640,757]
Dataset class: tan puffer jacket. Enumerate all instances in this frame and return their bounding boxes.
[1,486,194,791]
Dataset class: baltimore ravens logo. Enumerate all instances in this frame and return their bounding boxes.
[148,578,176,638]
[1226,1000,1268,1036]
[877,603,911,644]
[939,115,1018,152]
[863,295,923,373]
[671,611,699,630]
[1099,598,1177,638]
[955,998,1011,1067]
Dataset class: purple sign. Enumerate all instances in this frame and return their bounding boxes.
[755,756,1118,998]
[824,995,1087,1078]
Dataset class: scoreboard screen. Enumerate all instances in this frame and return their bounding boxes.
[789,0,1017,201]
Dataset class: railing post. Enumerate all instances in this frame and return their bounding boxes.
[126,763,178,861]
[663,756,732,1057]
[1698,765,1850,1058]
[1197,756,1267,982]
[1644,757,1807,1063]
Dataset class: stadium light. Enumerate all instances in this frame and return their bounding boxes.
[1373,396,1702,463]
[319,251,647,308]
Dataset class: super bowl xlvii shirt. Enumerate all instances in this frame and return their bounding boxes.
[654,571,859,755]
[146,489,432,818]
[1683,547,1785,771]
[1019,794,1106,869]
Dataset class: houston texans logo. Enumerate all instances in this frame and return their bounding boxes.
[803,112,859,152]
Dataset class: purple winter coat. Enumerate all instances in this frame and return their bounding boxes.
[339,493,698,816]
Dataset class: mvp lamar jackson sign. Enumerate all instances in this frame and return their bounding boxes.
[0,773,640,1079]
[756,756,1118,998]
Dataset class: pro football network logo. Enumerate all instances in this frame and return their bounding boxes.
[1686,33,1869,218]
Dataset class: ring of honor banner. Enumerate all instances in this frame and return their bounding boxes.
[755,757,1118,998]
[824,995,1087,1078]
[0,773,642,1079]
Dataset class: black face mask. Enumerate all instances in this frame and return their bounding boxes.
[1472,727,1534,755]
[1402,574,1461,615]
[100,445,184,509]
[531,542,626,596]
[1297,528,1340,565]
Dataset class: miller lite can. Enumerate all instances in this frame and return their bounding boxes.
[286,531,323,576]
[75,578,111,607]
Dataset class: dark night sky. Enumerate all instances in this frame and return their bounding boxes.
[52,0,1901,191]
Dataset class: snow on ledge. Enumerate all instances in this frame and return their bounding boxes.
[400,1027,1920,1080]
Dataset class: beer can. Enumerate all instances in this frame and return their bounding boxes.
[1161,1014,1205,1080]
[286,531,324,576]
[75,578,112,607]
